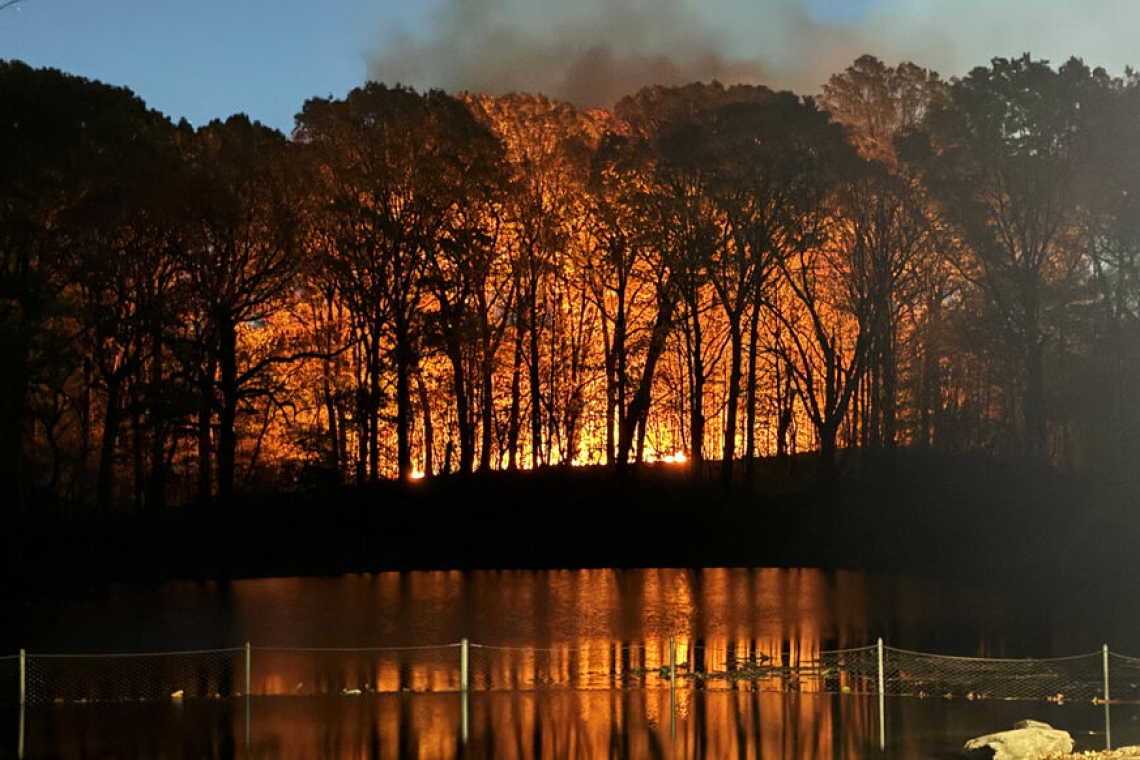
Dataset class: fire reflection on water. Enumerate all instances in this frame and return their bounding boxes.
[24,690,880,760]
[17,567,1017,758]
[233,568,915,699]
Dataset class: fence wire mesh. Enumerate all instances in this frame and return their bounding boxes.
[7,642,1132,706]
[664,643,881,693]
[883,647,1104,702]
[251,644,460,696]
[1106,652,1140,704]
[470,642,665,690]
[25,648,245,705]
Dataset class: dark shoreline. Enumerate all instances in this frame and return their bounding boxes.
[7,450,1134,604]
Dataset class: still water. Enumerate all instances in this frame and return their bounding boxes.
[9,567,1137,758]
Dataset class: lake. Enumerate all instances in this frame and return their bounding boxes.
[8,567,1139,758]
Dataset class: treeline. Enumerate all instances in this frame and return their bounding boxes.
[4,53,1140,510]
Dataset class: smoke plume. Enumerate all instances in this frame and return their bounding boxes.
[367,0,1140,109]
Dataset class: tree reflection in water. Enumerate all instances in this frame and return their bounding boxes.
[21,689,883,759]
[13,567,1045,758]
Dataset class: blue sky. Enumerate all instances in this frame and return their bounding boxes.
[0,0,389,134]
[1,0,1133,136]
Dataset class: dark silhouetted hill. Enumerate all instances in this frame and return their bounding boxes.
[8,449,1136,604]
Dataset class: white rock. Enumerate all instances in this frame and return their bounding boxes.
[963,720,1074,760]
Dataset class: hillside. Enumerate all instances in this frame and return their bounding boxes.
[8,450,1135,605]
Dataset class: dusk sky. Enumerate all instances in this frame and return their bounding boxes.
[0,0,1134,136]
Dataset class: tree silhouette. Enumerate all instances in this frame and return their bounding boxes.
[822,56,945,452]
[0,62,169,508]
[920,55,1106,459]
[11,53,1140,508]
[176,115,301,503]
[298,84,507,481]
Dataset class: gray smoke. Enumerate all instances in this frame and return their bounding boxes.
[366,0,1140,109]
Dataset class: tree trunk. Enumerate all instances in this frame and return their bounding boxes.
[448,339,475,475]
[507,318,524,470]
[96,378,122,510]
[367,328,382,483]
[528,288,542,469]
[744,298,762,479]
[217,315,238,503]
[479,331,495,473]
[146,332,168,510]
[323,372,340,479]
[618,293,676,475]
[688,304,706,482]
[415,368,435,477]
[394,317,414,481]
[818,418,840,481]
[1024,336,1048,460]
[721,322,743,486]
[197,360,215,503]
[881,326,898,451]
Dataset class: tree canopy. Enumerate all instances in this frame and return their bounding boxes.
[6,53,1140,510]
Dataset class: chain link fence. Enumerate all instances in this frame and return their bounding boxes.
[3,640,1127,706]
[883,648,1105,702]
[1107,652,1140,704]
[23,648,245,704]
[250,644,461,696]
[9,640,1137,755]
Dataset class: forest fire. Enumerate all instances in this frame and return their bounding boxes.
[2,53,1139,511]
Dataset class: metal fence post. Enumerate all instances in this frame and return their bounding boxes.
[245,642,252,750]
[460,638,469,691]
[878,638,886,751]
[460,639,470,744]
[19,648,26,760]
[1104,644,1112,750]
